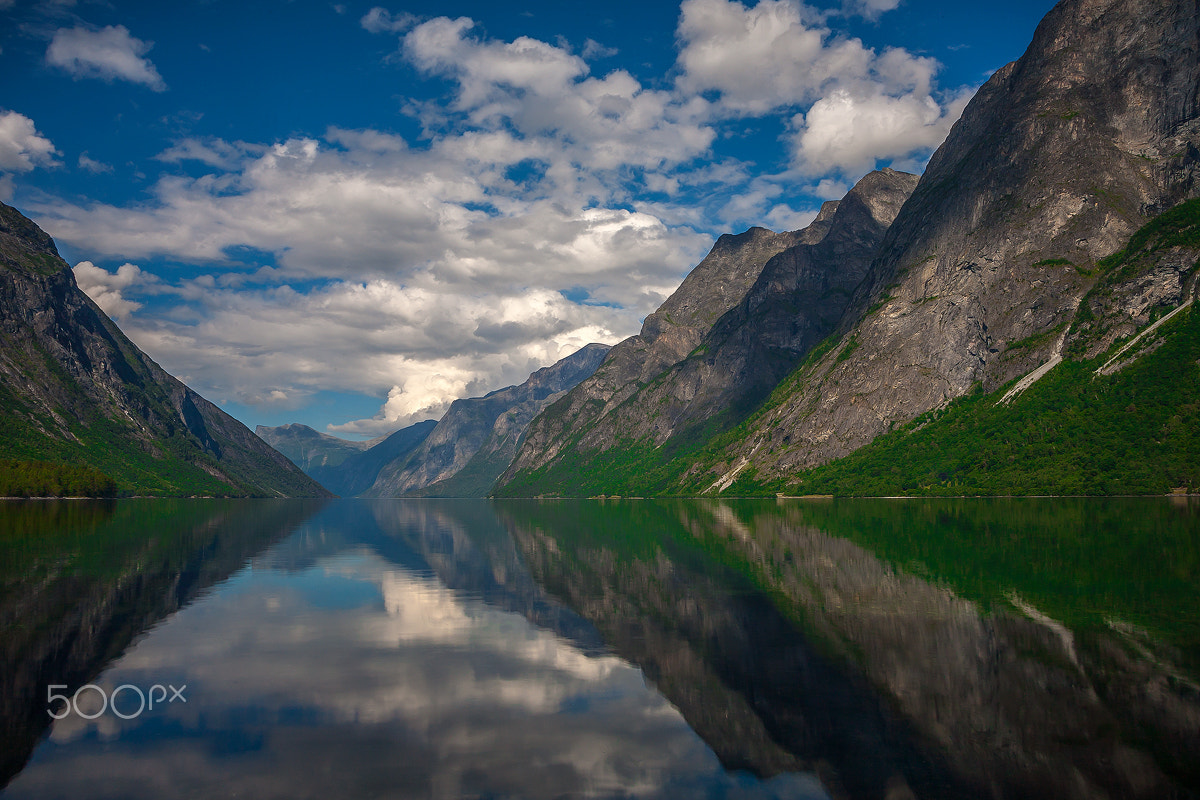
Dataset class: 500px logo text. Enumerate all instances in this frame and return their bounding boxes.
[47,683,187,720]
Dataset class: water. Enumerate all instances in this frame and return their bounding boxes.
[1,497,1197,799]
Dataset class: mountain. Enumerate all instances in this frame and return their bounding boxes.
[308,420,436,497]
[257,420,438,498]
[498,169,918,495]
[255,423,379,472]
[0,202,330,497]
[499,222,828,484]
[497,0,1200,498]
[361,343,611,497]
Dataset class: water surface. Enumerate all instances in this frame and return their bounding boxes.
[1,497,1196,799]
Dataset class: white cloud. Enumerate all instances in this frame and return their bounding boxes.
[402,17,715,172]
[842,0,902,21]
[790,86,971,175]
[674,0,966,177]
[77,152,112,173]
[46,25,166,91]
[155,137,259,169]
[676,0,941,114]
[582,38,618,59]
[0,109,59,173]
[676,0,870,115]
[360,6,417,34]
[72,261,150,321]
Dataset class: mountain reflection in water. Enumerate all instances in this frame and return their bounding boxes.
[0,497,1196,799]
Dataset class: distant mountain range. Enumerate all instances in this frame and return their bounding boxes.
[259,343,609,497]
[0,202,329,497]
[495,0,1200,497]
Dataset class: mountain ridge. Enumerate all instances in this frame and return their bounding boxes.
[0,202,330,497]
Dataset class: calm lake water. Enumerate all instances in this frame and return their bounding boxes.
[0,497,1197,799]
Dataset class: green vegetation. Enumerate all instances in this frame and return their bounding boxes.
[0,460,116,497]
[778,304,1198,497]
[1001,321,1067,355]
[0,393,241,497]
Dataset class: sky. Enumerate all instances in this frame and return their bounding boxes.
[0,0,1058,439]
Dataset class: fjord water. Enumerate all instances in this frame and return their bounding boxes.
[1,498,1197,799]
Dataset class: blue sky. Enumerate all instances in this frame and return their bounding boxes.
[0,0,1056,438]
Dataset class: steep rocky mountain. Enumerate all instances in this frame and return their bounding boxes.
[500,170,915,494]
[499,0,1200,497]
[256,420,437,497]
[356,342,611,497]
[255,423,379,472]
[0,202,330,497]
[500,215,834,483]
[710,0,1200,484]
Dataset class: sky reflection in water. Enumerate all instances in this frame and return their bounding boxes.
[4,507,828,800]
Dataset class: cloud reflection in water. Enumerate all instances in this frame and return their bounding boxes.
[7,539,827,800]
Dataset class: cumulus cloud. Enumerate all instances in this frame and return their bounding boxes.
[27,7,974,434]
[72,261,150,321]
[98,267,648,435]
[360,6,417,34]
[0,110,59,173]
[675,0,965,176]
[790,87,971,175]
[46,25,166,91]
[402,16,715,171]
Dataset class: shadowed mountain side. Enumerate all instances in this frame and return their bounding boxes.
[0,202,330,497]
[255,423,380,472]
[309,421,436,497]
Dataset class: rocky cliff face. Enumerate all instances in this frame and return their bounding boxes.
[0,202,330,497]
[719,0,1200,480]
[497,171,915,494]
[501,217,837,483]
[362,342,611,497]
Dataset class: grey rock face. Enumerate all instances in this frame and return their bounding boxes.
[721,0,1200,481]
[364,343,610,497]
[502,225,821,481]
[0,201,329,497]
[597,169,918,450]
